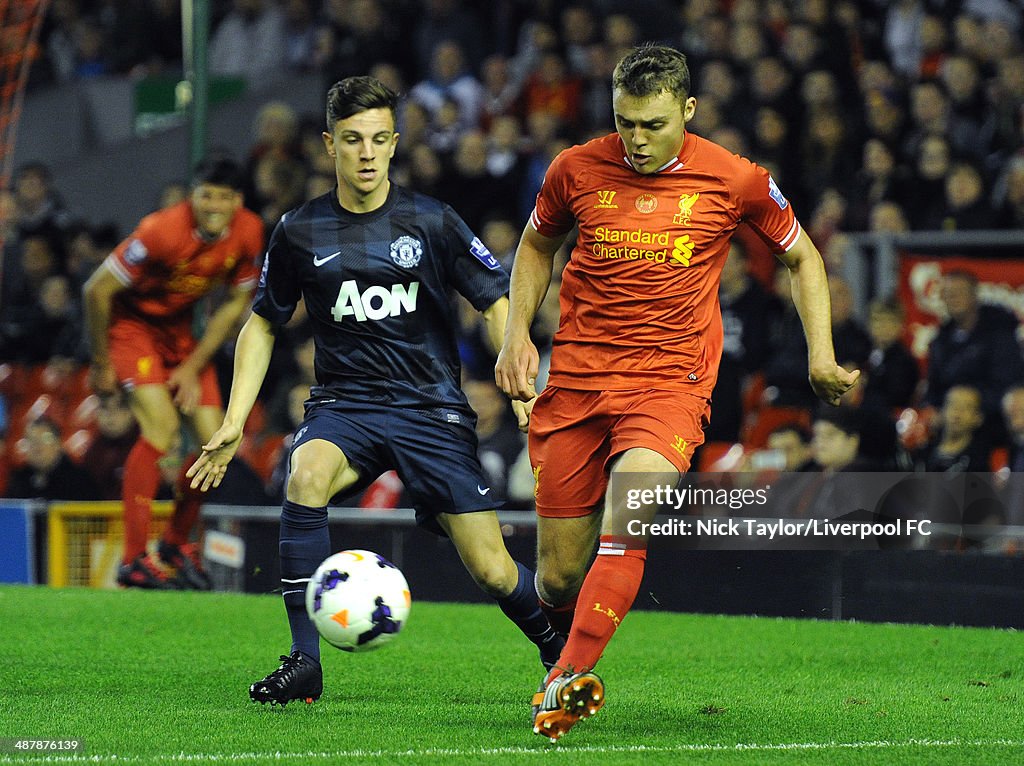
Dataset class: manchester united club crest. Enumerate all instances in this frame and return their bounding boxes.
[390,235,422,268]
[634,193,658,214]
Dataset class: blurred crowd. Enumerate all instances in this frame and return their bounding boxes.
[3,0,1024,530]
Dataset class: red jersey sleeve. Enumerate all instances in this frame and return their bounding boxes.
[732,159,802,253]
[227,209,265,291]
[106,211,171,286]
[529,148,577,238]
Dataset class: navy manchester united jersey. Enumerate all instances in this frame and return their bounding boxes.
[253,185,508,410]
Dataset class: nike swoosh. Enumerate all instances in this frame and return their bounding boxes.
[313,250,342,267]
[477,486,491,495]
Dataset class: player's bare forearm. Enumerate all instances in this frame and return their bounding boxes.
[188,312,274,491]
[496,226,562,401]
[485,299,536,428]
[776,232,859,405]
[221,311,276,429]
[82,263,123,393]
[504,226,561,340]
[481,296,510,357]
[487,296,536,428]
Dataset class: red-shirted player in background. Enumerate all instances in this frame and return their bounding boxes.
[495,44,860,741]
[83,158,263,590]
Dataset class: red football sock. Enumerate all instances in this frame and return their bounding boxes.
[546,536,647,685]
[164,455,203,547]
[121,438,165,564]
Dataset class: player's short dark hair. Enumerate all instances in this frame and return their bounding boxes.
[326,76,398,132]
[191,156,245,192]
[612,44,691,102]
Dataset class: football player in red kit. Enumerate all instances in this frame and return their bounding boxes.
[496,44,858,741]
[84,157,263,589]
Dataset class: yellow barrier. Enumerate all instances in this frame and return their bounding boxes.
[48,501,173,587]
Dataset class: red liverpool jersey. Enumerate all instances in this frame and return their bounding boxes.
[106,201,264,322]
[530,131,801,397]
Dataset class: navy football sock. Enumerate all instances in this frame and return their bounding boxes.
[279,499,330,663]
[495,561,565,669]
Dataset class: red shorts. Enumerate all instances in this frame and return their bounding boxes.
[108,316,222,407]
[528,386,709,518]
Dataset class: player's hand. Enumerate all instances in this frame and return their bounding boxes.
[186,422,243,492]
[495,334,539,402]
[809,363,861,406]
[167,364,202,415]
[510,396,536,433]
[88,362,118,397]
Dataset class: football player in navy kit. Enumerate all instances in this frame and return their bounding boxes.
[188,77,562,705]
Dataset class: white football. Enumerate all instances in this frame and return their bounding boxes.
[305,549,411,652]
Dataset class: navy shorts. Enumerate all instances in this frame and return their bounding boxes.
[289,398,502,535]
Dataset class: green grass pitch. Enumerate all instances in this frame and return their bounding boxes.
[1,585,1021,765]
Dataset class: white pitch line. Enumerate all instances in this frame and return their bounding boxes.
[2,739,1023,763]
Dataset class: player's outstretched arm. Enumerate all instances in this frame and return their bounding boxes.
[495,225,564,403]
[187,312,276,491]
[775,231,861,406]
